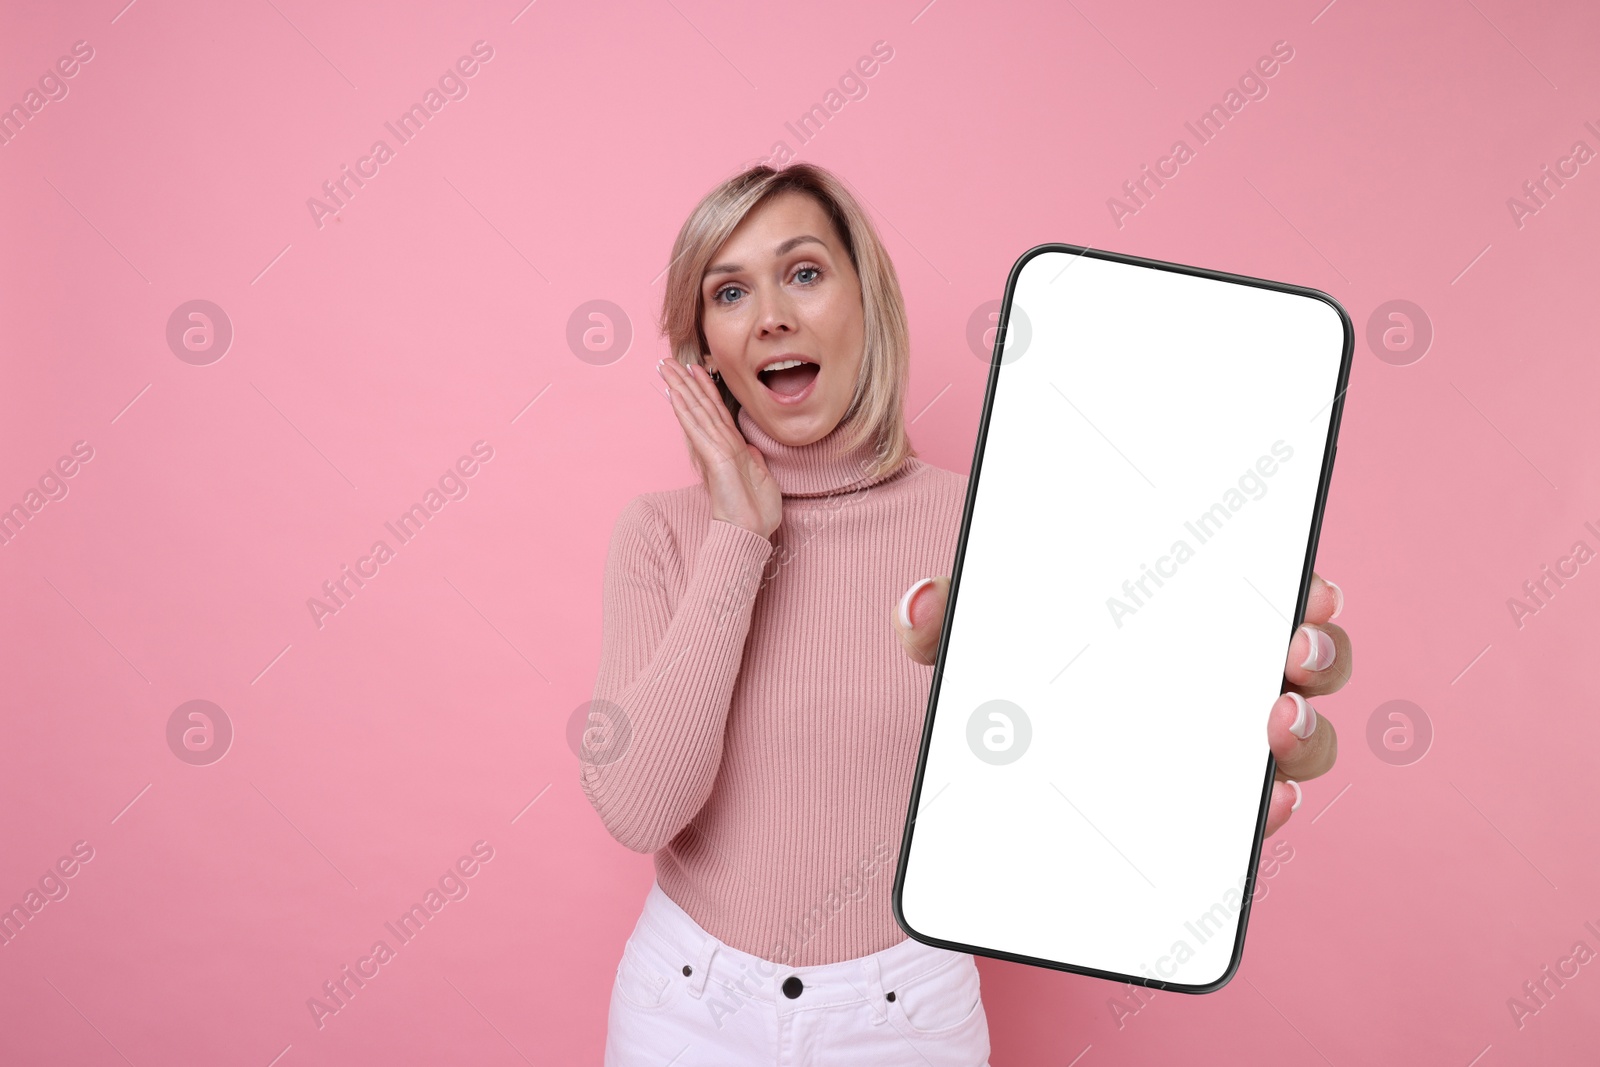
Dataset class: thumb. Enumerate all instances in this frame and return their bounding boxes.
[893,576,948,665]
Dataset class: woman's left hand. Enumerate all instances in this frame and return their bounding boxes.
[891,572,1349,838]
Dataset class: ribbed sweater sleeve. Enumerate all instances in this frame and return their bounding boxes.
[580,496,775,853]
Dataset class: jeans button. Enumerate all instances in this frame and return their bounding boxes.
[782,976,803,999]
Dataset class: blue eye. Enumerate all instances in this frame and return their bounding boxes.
[711,265,821,307]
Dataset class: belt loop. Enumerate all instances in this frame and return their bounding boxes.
[859,954,890,1024]
[685,935,718,999]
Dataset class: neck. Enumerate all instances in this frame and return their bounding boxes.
[736,407,905,498]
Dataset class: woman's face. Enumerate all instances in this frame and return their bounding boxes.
[699,190,865,446]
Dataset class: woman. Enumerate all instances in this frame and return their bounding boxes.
[581,163,1349,1064]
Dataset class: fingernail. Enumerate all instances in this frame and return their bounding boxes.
[1286,692,1318,740]
[1326,579,1344,619]
[898,577,937,630]
[656,358,665,377]
[1287,779,1303,812]
[1299,625,1335,671]
[662,386,670,399]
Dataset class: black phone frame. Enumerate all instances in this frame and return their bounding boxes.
[890,241,1355,994]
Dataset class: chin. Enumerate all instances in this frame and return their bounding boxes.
[763,406,841,445]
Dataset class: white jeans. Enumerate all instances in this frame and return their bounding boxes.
[604,881,991,1066]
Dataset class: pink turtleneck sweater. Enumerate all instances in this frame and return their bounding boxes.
[581,406,969,966]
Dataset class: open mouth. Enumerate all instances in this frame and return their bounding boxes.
[757,358,821,399]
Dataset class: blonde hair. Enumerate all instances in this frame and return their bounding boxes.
[659,162,916,480]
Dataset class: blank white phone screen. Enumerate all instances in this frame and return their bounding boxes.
[898,248,1347,990]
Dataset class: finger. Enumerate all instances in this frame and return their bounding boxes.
[1268,691,1338,783]
[685,362,740,435]
[1284,620,1351,696]
[1301,572,1344,627]
[662,370,718,483]
[1263,778,1301,838]
[892,576,948,665]
[680,363,740,448]
[662,360,733,463]
[665,359,718,424]
[658,363,699,437]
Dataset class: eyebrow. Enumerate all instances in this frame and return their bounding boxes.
[703,234,827,280]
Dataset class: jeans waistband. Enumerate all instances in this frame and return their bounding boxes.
[633,880,969,1018]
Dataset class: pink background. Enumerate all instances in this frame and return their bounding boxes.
[2,0,1596,1063]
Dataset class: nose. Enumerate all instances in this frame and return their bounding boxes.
[753,287,797,337]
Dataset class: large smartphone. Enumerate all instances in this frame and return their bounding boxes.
[892,243,1352,993]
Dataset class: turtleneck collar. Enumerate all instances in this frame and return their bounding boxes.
[736,407,909,498]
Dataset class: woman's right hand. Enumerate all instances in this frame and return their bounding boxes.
[658,357,782,541]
